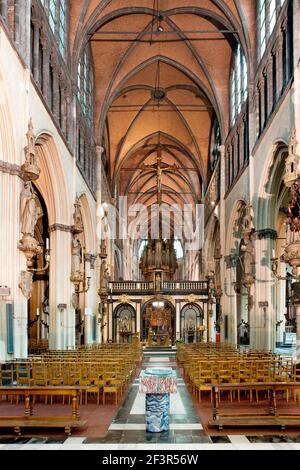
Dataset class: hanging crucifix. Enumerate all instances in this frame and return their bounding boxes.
[140,145,178,206]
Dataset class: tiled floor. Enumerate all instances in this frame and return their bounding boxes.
[1,351,300,450]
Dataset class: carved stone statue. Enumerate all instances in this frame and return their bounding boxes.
[71,237,82,276]
[21,119,41,181]
[242,237,254,275]
[20,181,39,237]
[100,259,109,291]
[155,272,161,291]
[72,199,84,233]
[100,239,107,258]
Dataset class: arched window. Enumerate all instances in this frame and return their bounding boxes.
[41,0,67,57]
[230,44,248,125]
[77,46,94,127]
[174,238,183,259]
[138,239,148,261]
[258,0,285,59]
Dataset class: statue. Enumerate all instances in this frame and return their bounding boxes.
[100,239,107,258]
[20,181,39,237]
[155,272,161,291]
[100,259,109,291]
[21,119,41,181]
[72,199,84,233]
[241,237,254,275]
[287,181,300,232]
[120,315,131,333]
[71,237,82,276]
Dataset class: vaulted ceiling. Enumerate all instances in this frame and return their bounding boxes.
[70,1,256,220]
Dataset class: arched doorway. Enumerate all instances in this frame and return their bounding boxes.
[28,185,49,354]
[141,299,175,346]
[180,303,204,343]
[113,304,136,343]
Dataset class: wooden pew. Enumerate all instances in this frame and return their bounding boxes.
[209,382,300,430]
[0,385,91,435]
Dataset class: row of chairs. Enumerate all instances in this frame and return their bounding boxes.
[177,343,297,403]
[0,344,142,406]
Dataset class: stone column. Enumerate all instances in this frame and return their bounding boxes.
[218,145,226,341]
[176,301,180,340]
[40,32,50,103]
[108,301,113,341]
[51,54,59,120]
[254,84,260,139]
[136,301,141,334]
[14,0,24,53]
[251,233,275,350]
[0,0,8,24]
[48,226,75,350]
[231,139,235,184]
[83,254,97,345]
[293,0,300,150]
[0,169,28,360]
[247,84,256,152]
[32,19,41,83]
[267,54,274,117]
[281,17,288,88]
[238,119,245,170]
[203,301,208,343]
[275,31,284,101]
[258,76,266,131]
[296,304,300,362]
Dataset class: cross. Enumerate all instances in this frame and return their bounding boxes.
[140,146,178,205]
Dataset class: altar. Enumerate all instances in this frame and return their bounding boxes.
[145,306,173,347]
[147,332,170,347]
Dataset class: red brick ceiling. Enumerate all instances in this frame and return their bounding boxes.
[70,1,256,211]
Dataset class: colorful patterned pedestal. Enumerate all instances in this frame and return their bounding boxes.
[139,368,177,433]
[145,393,170,432]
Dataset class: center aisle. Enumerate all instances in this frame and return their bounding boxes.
[95,352,209,444]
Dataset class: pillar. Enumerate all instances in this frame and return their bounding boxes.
[266,53,274,117]
[0,166,28,360]
[254,84,260,139]
[32,19,41,83]
[83,254,97,345]
[51,56,59,120]
[176,301,180,340]
[48,227,75,350]
[108,301,113,341]
[259,75,266,131]
[251,234,274,351]
[0,0,8,23]
[238,119,245,170]
[136,301,141,334]
[293,0,300,148]
[41,34,50,103]
[296,304,300,363]
[275,31,284,101]
[218,145,226,341]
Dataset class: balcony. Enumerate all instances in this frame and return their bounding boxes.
[109,281,208,295]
